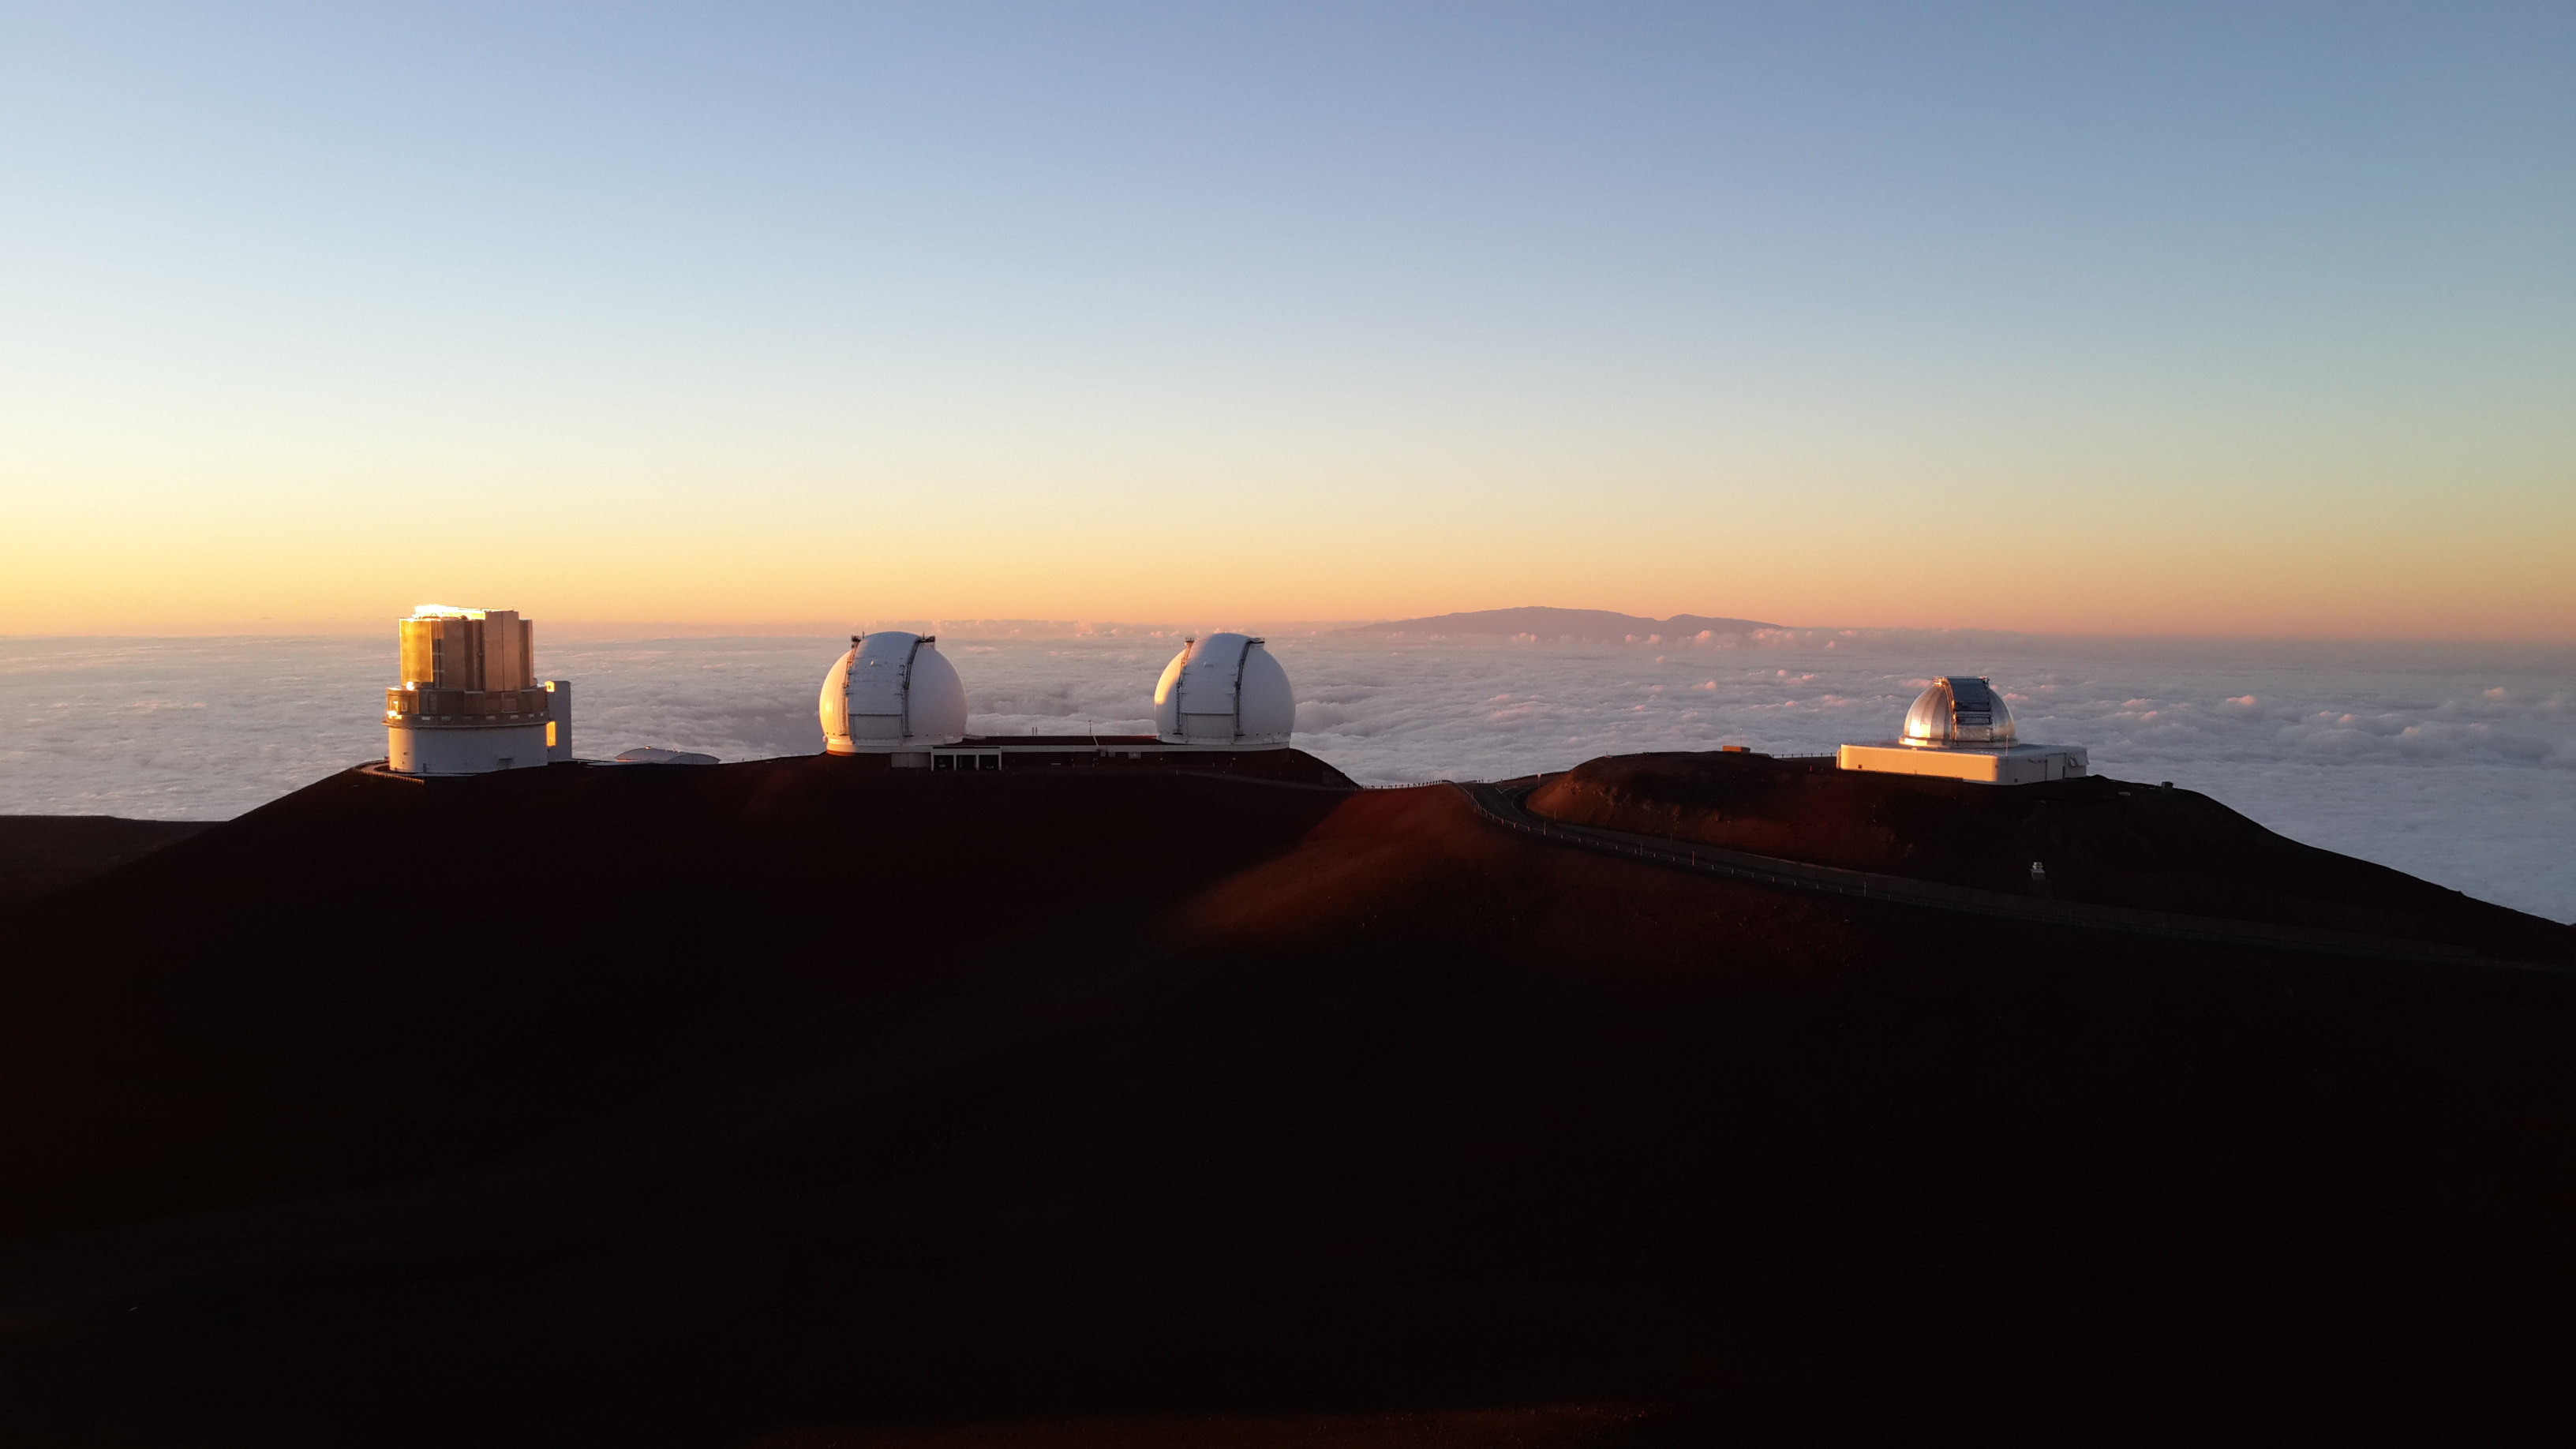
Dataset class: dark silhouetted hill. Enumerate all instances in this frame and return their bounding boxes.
[1528,750,2576,960]
[1,751,2573,1445]
[0,814,216,908]
[1335,607,1779,640]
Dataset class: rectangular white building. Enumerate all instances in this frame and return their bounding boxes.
[1837,741,2089,785]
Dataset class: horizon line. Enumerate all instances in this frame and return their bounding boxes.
[8,620,2575,650]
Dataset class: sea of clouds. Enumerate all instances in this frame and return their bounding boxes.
[3,629,2569,922]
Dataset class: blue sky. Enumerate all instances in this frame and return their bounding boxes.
[4,2,2570,635]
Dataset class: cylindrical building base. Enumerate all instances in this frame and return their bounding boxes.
[389,722,552,775]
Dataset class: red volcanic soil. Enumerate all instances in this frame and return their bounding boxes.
[1,755,2574,1445]
[0,754,1355,1238]
[1528,750,2576,959]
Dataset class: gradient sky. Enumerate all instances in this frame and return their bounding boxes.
[4,2,2570,637]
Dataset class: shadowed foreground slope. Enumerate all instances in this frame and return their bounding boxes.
[1530,749,2574,954]
[0,815,215,908]
[1,754,2573,1445]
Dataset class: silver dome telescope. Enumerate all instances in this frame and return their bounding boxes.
[1902,676,2017,747]
[1840,674,2084,785]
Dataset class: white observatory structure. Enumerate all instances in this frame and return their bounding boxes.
[1152,633,1295,748]
[1837,676,2087,784]
[384,605,573,774]
[820,632,968,766]
[813,628,1301,770]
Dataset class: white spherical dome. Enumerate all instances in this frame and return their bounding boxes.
[1152,633,1294,747]
[1902,675,2016,747]
[821,632,968,754]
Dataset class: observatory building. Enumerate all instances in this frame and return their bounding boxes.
[384,605,573,775]
[821,631,970,766]
[1837,676,2087,785]
[818,631,1297,769]
[1152,632,1295,747]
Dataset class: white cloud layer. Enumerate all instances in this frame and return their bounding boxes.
[4,632,2570,922]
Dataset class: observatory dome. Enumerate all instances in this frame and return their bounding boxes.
[1152,633,1294,747]
[820,632,968,754]
[1901,676,2017,747]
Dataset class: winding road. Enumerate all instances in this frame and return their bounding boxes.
[1450,780,2537,972]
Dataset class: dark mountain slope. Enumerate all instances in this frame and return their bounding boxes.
[0,814,215,907]
[0,755,1352,1238]
[1529,750,2576,959]
[1,763,2573,1443]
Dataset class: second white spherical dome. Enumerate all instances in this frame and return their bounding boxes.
[1153,633,1294,747]
[821,632,968,753]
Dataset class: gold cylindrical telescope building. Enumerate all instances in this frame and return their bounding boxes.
[384,605,572,773]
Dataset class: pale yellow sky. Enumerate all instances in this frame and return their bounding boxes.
[7,430,2570,638]
[5,7,2571,642]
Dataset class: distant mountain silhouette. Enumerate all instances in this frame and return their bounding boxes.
[1336,606,1782,640]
